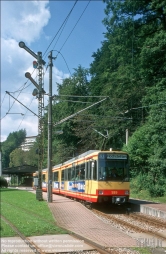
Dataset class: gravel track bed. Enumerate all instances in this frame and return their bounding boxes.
[57,249,140,254]
[92,210,165,234]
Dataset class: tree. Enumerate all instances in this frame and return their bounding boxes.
[42,66,90,165]
[9,142,38,167]
[1,129,26,168]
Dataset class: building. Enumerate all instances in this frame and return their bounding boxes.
[20,136,37,151]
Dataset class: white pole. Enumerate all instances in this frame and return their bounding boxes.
[126,129,129,145]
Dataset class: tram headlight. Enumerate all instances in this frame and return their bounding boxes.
[125,190,129,195]
[98,190,103,195]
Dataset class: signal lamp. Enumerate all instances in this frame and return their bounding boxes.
[32,89,38,96]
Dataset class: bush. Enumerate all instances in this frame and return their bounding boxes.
[0,177,8,188]
[130,173,148,193]
[148,185,165,197]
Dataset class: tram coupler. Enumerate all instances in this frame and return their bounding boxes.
[126,207,131,215]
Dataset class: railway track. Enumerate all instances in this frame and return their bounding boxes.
[129,212,166,230]
[92,207,166,242]
[1,214,42,254]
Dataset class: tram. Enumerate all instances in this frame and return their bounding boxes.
[33,149,130,205]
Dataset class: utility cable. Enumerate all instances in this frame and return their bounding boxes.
[0,93,7,108]
[17,97,36,131]
[0,68,38,120]
[51,1,91,76]
[57,99,92,104]
[43,0,78,58]
[54,0,91,54]
[53,50,72,75]
[53,94,107,98]
[1,90,25,121]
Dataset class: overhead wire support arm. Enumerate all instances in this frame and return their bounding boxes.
[93,129,108,139]
[53,97,108,126]
[5,91,38,117]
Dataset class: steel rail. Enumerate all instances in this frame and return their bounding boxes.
[92,209,166,242]
[1,214,43,254]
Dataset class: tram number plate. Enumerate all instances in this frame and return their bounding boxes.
[111,191,118,194]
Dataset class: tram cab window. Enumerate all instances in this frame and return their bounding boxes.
[53,172,58,181]
[98,158,129,181]
[61,170,65,181]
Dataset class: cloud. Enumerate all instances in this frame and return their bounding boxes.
[1,1,71,142]
[1,1,50,141]
[1,114,38,142]
[1,1,50,44]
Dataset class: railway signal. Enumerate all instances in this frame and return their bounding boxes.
[19,41,45,201]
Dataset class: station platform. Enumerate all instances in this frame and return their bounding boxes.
[129,198,166,220]
[46,193,138,248]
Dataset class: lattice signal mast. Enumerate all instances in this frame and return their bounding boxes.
[19,42,46,200]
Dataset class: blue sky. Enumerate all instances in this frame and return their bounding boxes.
[1,0,107,142]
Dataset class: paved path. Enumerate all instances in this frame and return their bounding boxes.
[45,193,137,247]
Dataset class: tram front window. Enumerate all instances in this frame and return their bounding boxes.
[98,159,129,181]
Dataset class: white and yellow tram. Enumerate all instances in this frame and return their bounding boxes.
[34,149,130,204]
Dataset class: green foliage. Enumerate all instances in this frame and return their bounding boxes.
[1,129,26,169]
[9,142,38,167]
[43,66,91,165]
[124,117,166,196]
[0,177,8,188]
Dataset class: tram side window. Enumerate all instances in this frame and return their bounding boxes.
[61,170,65,181]
[68,168,72,180]
[92,161,97,180]
[71,167,75,180]
[80,163,85,180]
[75,165,80,180]
[75,163,85,180]
[86,161,91,180]
[53,172,58,181]
[64,168,68,181]
[42,174,46,181]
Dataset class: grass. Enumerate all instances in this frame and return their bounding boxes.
[0,189,67,237]
[132,247,154,254]
[0,219,17,237]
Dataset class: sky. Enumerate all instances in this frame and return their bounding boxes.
[1,0,107,142]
